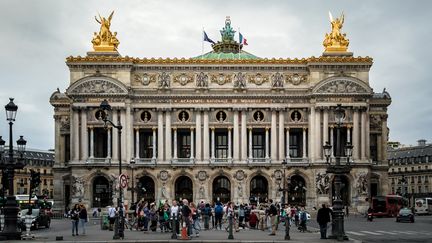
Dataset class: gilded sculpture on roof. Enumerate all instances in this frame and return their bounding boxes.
[323,12,349,52]
[91,11,119,52]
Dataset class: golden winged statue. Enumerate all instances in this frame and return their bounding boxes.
[91,11,120,52]
[323,11,349,52]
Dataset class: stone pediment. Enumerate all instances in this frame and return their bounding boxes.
[67,75,128,95]
[313,76,372,95]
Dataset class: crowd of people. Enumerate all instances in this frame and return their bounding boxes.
[98,198,316,239]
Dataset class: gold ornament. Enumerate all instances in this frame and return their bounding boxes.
[92,11,120,52]
[323,12,349,53]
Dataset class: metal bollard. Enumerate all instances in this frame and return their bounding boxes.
[171,216,177,239]
[228,215,234,239]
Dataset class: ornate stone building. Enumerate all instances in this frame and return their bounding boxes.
[50,14,391,212]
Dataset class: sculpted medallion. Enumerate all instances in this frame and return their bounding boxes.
[234,170,246,181]
[286,73,307,85]
[196,171,208,181]
[249,73,269,85]
[174,73,194,86]
[211,73,231,85]
[135,73,156,86]
[159,170,170,181]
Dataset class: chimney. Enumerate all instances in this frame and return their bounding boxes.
[417,139,426,147]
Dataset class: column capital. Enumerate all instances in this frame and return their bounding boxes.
[303,127,307,131]
[286,127,290,131]
[265,127,270,131]
[210,127,215,131]
[329,125,335,129]
[248,127,253,131]
[173,127,177,131]
[228,127,232,131]
[190,127,195,131]
[152,127,157,131]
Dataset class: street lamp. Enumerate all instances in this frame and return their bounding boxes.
[322,104,352,242]
[0,98,27,240]
[129,158,136,205]
[281,159,290,240]
[99,99,124,240]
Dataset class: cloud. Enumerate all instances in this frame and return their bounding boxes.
[0,0,431,149]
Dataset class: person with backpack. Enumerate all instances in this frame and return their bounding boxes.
[298,207,308,232]
[190,202,200,237]
[203,203,211,230]
[70,204,80,236]
[214,201,223,230]
[78,204,88,235]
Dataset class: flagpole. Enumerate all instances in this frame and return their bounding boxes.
[238,27,241,60]
[202,27,204,59]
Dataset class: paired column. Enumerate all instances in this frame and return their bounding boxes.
[89,127,94,158]
[365,110,370,158]
[120,109,127,163]
[361,109,367,160]
[157,111,164,162]
[347,126,351,143]
[322,109,329,159]
[72,108,80,161]
[315,108,322,160]
[203,110,210,161]
[173,128,177,160]
[302,127,307,159]
[211,127,215,160]
[165,110,172,161]
[381,115,388,163]
[308,107,315,161]
[80,109,88,161]
[112,110,119,162]
[125,101,132,163]
[190,128,195,160]
[271,110,277,161]
[195,111,202,161]
[265,127,270,160]
[241,111,248,161]
[152,127,157,160]
[286,128,290,159]
[233,111,240,161]
[278,111,285,161]
[352,109,360,160]
[228,127,232,159]
[330,126,335,158]
[135,128,140,159]
[107,128,111,159]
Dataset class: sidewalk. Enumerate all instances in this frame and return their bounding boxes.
[10,219,362,243]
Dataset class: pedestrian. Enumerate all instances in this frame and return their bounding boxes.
[107,204,117,231]
[258,206,266,231]
[190,202,200,237]
[214,201,223,230]
[181,199,192,237]
[143,202,150,231]
[238,204,245,229]
[70,204,80,236]
[78,204,88,235]
[345,205,349,217]
[149,203,158,232]
[298,207,308,232]
[268,199,278,235]
[203,203,211,230]
[317,204,332,239]
[249,211,258,229]
[170,200,180,235]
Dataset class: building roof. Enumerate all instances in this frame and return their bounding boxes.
[192,50,260,60]
[388,144,432,159]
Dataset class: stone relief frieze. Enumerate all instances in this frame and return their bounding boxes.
[210,73,231,85]
[234,72,246,89]
[71,79,125,94]
[71,176,84,198]
[134,73,156,86]
[316,172,330,194]
[249,73,269,85]
[356,173,368,196]
[271,72,284,88]
[158,72,171,88]
[370,115,382,131]
[196,72,209,88]
[286,73,307,85]
[316,79,368,94]
[173,73,194,86]
[60,116,70,131]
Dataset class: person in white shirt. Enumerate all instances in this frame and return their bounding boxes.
[170,200,179,235]
[107,205,117,231]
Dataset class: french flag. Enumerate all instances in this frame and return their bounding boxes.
[239,32,248,45]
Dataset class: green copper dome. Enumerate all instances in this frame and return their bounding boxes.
[193,17,260,60]
[193,50,260,60]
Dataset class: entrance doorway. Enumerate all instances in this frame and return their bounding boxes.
[175,176,193,202]
[250,175,268,203]
[92,176,111,208]
[288,175,307,206]
[212,176,231,203]
[332,175,350,206]
[137,176,155,203]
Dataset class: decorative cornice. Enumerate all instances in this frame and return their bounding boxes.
[66,56,373,65]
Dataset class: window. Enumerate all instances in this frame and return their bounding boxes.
[178,110,190,122]
[215,111,227,122]
[140,111,152,122]
[411,167,414,171]
[44,179,47,185]
[177,130,191,158]
[252,130,265,158]
[215,131,228,159]
[418,186,422,193]
[289,129,303,158]
[44,169,47,175]
[253,111,265,122]
[138,130,154,158]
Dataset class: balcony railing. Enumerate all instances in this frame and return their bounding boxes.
[86,157,111,165]
[136,158,156,165]
[210,158,233,164]
[171,158,195,165]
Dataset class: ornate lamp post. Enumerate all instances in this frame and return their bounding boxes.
[323,104,353,242]
[129,158,136,205]
[0,98,27,240]
[281,159,291,240]
[99,99,124,240]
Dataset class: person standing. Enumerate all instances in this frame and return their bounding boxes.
[190,202,200,237]
[203,203,211,230]
[170,200,180,235]
[107,205,117,231]
[317,204,332,239]
[70,204,80,236]
[181,199,192,237]
[268,199,278,235]
[214,201,223,230]
[78,204,88,235]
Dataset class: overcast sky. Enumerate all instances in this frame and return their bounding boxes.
[0,0,431,150]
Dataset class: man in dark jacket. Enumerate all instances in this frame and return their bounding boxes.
[317,204,332,239]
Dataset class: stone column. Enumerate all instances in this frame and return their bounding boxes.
[278,111,285,161]
[248,127,253,160]
[286,128,290,159]
[135,128,140,159]
[361,109,367,160]
[347,126,351,143]
[228,127,232,159]
[173,127,177,160]
[190,128,195,160]
[120,109,126,163]
[112,110,119,162]
[366,111,370,158]
[203,110,210,162]
[211,127,215,160]
[80,109,88,161]
[323,108,329,158]
[271,110,277,161]
[352,109,360,160]
[381,115,388,164]
[377,134,382,162]
[152,127,157,160]
[302,127,307,159]
[157,110,164,162]
[195,111,202,161]
[165,110,172,161]
[125,101,132,164]
[233,110,240,161]
[330,126,335,158]
[265,127,270,160]
[308,107,315,162]
[89,127,94,158]
[107,128,111,159]
[241,111,248,161]
[315,108,321,160]
[72,108,80,161]
[54,116,61,164]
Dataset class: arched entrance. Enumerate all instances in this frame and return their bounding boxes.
[288,175,307,206]
[332,175,350,206]
[175,176,193,202]
[137,176,155,203]
[92,176,111,208]
[250,175,268,203]
[212,176,231,203]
